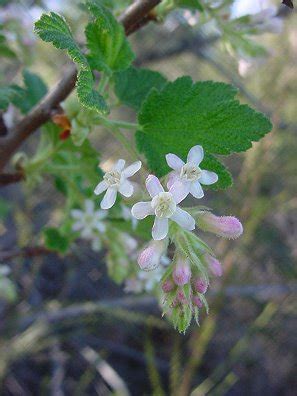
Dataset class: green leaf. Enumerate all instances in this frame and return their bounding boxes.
[0,34,16,58]
[35,12,87,66]
[114,66,167,110]
[0,86,21,111]
[34,12,108,114]
[136,77,272,189]
[44,227,69,253]
[76,68,109,114]
[177,0,203,11]
[11,70,48,114]
[85,1,135,73]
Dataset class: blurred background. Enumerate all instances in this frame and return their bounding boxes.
[0,0,296,395]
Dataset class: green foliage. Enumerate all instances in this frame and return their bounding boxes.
[34,12,108,114]
[177,0,203,11]
[11,70,48,114]
[136,77,272,189]
[85,1,135,74]
[44,227,69,253]
[0,86,21,111]
[114,66,167,110]
[0,32,16,58]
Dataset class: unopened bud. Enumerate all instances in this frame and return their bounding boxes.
[162,279,174,293]
[173,258,191,286]
[205,254,223,277]
[193,277,208,294]
[176,289,187,304]
[196,212,243,239]
[138,240,167,271]
[192,295,203,308]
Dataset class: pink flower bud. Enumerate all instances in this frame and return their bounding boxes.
[173,258,191,286]
[193,277,208,294]
[196,212,243,239]
[205,254,223,277]
[137,240,167,271]
[176,289,187,304]
[162,279,174,293]
[192,295,203,308]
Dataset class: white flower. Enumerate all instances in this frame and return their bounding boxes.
[131,175,195,240]
[166,145,218,200]
[94,159,142,210]
[71,199,107,243]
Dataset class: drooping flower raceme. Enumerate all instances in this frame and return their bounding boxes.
[94,159,142,209]
[132,175,195,240]
[166,145,218,200]
[71,199,107,250]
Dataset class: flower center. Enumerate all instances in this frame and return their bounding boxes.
[151,192,176,218]
[104,170,121,187]
[180,163,202,182]
[84,214,94,226]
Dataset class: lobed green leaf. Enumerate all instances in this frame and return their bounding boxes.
[114,66,167,110]
[136,77,272,189]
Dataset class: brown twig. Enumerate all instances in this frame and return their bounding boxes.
[0,246,51,261]
[0,171,25,185]
[0,0,162,173]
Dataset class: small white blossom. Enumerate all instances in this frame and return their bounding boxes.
[71,200,107,249]
[131,175,195,240]
[166,145,218,200]
[94,159,142,210]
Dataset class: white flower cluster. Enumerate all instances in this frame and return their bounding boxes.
[132,145,218,240]
[92,146,217,242]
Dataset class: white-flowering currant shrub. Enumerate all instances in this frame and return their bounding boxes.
[2,0,284,333]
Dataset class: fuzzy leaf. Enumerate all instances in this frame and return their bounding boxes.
[35,12,108,114]
[177,0,203,11]
[85,1,134,73]
[34,12,86,66]
[136,77,272,189]
[0,86,21,111]
[11,70,48,114]
[114,66,167,110]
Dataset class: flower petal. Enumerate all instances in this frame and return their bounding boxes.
[169,180,190,204]
[131,202,153,219]
[167,171,179,189]
[81,227,93,239]
[71,209,83,220]
[200,170,218,185]
[166,153,184,171]
[122,160,142,178]
[187,145,204,165]
[146,175,164,198]
[95,210,107,220]
[85,199,94,214]
[190,181,204,199]
[94,222,106,233]
[100,188,117,209]
[171,207,195,231]
[119,180,134,197]
[72,220,83,231]
[114,159,126,172]
[152,218,169,240]
[94,180,108,195]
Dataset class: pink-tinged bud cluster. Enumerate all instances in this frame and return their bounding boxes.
[162,279,174,293]
[205,254,223,277]
[137,240,167,271]
[193,277,208,294]
[173,258,191,286]
[192,295,203,308]
[176,289,187,304]
[196,211,243,239]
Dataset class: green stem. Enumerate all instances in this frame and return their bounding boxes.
[100,117,140,131]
